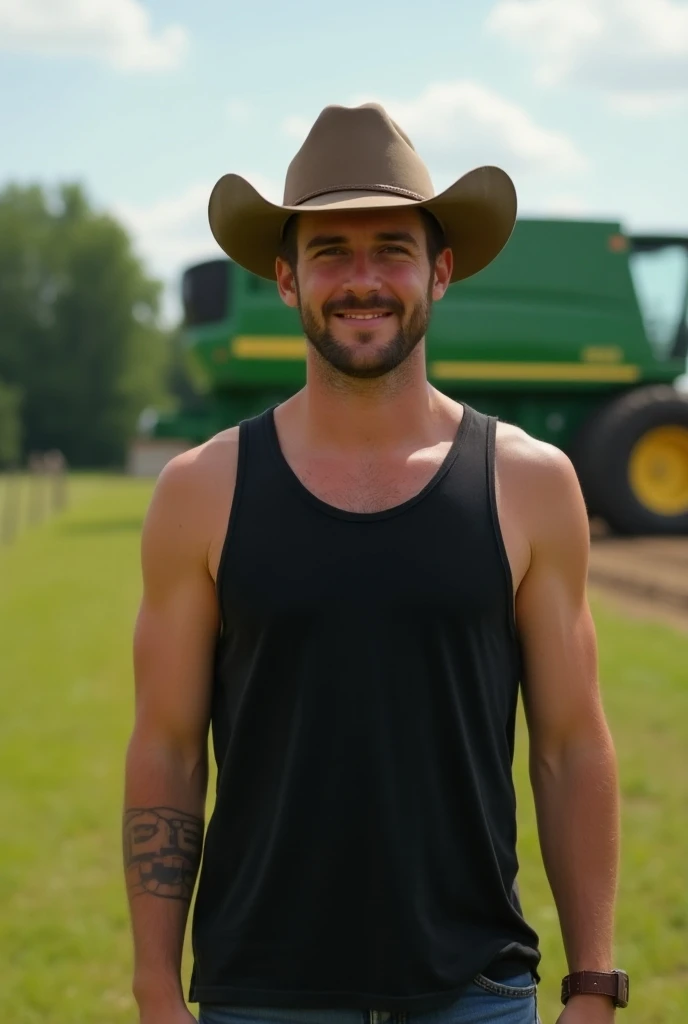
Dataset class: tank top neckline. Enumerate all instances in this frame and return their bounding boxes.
[262,402,474,522]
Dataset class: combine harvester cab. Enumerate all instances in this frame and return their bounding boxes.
[148,218,688,535]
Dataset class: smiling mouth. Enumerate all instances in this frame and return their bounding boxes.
[334,312,394,321]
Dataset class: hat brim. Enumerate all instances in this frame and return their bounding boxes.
[208,166,516,284]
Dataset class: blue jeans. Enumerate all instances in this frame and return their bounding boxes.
[198,971,539,1023]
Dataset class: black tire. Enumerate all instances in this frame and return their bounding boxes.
[569,401,610,518]
[572,385,688,535]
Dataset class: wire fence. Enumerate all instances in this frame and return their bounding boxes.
[0,451,69,545]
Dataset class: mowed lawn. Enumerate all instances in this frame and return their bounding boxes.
[1,474,687,1024]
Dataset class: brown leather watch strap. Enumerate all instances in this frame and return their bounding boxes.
[562,970,629,1007]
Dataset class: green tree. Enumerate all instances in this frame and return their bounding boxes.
[0,182,173,466]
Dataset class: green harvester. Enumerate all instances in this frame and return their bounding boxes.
[144,218,688,535]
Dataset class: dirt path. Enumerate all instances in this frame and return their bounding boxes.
[588,524,688,633]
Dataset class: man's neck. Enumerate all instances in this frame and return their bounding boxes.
[281,350,456,455]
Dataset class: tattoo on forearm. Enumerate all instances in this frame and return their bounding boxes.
[123,806,203,901]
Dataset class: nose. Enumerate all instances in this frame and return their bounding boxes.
[342,249,382,297]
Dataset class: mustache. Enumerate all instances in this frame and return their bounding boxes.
[322,296,404,316]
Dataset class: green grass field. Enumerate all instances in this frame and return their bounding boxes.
[1,474,687,1023]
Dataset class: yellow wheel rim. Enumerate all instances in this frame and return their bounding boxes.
[629,425,688,516]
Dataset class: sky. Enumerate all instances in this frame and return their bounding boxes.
[2,0,688,323]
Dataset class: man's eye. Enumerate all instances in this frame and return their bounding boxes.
[381,246,409,254]
[316,247,346,257]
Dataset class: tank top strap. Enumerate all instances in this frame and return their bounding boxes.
[238,404,276,475]
[438,403,492,509]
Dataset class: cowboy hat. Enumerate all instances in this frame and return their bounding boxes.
[208,102,517,283]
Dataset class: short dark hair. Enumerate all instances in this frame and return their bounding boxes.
[420,209,448,265]
[278,208,447,269]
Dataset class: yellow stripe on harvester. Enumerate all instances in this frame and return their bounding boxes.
[429,361,641,383]
[231,338,641,383]
[232,336,307,359]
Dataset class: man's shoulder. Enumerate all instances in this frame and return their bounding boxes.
[159,426,240,493]
[494,420,588,550]
[146,427,240,554]
[495,419,576,484]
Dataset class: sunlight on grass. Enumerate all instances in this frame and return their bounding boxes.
[1,474,687,1023]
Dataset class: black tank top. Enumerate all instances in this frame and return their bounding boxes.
[190,403,540,1012]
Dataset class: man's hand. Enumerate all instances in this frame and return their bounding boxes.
[556,994,616,1023]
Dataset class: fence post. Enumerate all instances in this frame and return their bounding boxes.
[27,452,48,527]
[1,468,22,545]
[1,450,68,545]
[45,450,68,513]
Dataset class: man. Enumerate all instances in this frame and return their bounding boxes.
[124,103,625,1024]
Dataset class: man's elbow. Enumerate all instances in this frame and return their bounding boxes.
[528,713,617,784]
[126,719,209,791]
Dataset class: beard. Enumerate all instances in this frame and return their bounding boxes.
[297,284,433,380]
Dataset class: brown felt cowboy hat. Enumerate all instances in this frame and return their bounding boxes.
[208,102,517,284]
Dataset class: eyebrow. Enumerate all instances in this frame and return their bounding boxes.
[304,231,421,252]
[375,231,420,246]
[304,234,347,251]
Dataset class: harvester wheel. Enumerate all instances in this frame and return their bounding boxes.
[573,385,688,535]
[569,402,609,518]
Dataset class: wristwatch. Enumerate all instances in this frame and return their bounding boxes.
[561,970,630,1008]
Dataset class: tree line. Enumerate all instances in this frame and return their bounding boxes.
[0,182,196,468]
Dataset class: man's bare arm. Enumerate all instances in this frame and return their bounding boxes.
[513,443,620,1021]
[124,442,230,1021]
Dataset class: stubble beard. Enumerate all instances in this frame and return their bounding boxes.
[297,281,434,380]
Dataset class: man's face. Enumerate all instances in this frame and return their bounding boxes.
[275,208,452,379]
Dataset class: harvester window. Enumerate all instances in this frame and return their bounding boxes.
[630,239,688,361]
[182,260,231,326]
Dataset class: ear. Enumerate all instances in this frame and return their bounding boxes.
[431,247,453,301]
[275,257,299,308]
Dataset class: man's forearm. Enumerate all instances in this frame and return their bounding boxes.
[123,736,207,1009]
[530,729,620,972]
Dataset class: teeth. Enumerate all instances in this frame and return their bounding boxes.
[341,313,388,319]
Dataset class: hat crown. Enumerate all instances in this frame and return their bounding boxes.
[283,103,435,206]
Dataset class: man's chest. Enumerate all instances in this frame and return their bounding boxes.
[288,445,454,514]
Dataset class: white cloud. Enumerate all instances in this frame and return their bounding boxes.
[115,172,282,322]
[282,81,587,188]
[0,0,187,71]
[115,183,217,282]
[365,82,587,177]
[487,0,688,106]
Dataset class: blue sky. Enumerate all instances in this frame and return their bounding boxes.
[2,0,688,321]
